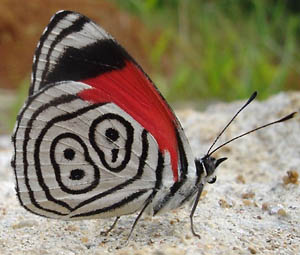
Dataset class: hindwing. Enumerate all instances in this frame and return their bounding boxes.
[13,81,163,218]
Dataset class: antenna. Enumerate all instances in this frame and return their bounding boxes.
[207,112,297,157]
[206,91,257,155]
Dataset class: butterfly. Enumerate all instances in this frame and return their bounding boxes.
[11,10,295,240]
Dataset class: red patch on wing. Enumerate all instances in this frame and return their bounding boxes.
[78,61,179,181]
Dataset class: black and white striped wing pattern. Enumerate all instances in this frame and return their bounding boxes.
[12,81,164,219]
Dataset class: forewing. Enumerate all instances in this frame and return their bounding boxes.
[30,10,195,182]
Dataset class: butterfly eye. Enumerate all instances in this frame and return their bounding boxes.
[208,176,217,184]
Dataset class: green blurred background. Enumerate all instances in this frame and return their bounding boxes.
[0,0,300,133]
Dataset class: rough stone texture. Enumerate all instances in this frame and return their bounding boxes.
[0,92,299,254]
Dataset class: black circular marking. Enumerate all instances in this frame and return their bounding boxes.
[64,148,75,160]
[69,169,85,180]
[105,128,119,142]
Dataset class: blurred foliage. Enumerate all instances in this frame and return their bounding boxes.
[114,0,300,102]
[3,0,300,133]
[9,79,29,131]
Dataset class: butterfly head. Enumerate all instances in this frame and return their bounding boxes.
[199,156,227,184]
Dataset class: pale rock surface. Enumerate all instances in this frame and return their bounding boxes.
[0,92,299,254]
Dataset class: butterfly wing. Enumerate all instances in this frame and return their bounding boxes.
[12,11,197,219]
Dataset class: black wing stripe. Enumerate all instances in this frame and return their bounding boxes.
[71,190,150,219]
[153,129,189,215]
[31,11,71,95]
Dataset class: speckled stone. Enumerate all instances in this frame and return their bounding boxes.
[0,92,299,254]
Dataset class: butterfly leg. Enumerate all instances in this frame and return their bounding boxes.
[126,199,151,242]
[101,217,120,236]
[189,184,204,239]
